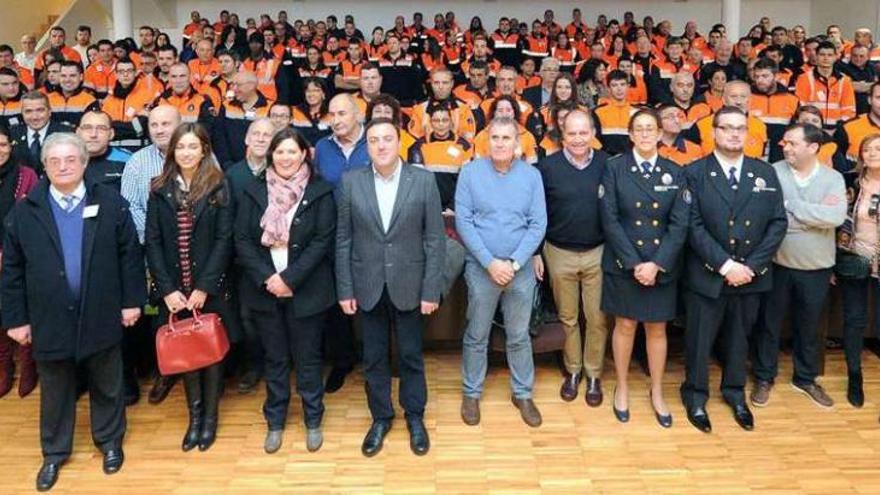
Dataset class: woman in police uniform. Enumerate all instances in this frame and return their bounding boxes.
[599,109,689,427]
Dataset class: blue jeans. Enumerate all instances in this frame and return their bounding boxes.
[461,258,536,399]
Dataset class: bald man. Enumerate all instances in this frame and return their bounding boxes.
[313,93,371,392]
[213,71,272,168]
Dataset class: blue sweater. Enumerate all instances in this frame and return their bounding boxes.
[314,134,371,189]
[455,158,547,268]
[49,194,85,300]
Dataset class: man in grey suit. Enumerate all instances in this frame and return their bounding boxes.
[335,118,445,458]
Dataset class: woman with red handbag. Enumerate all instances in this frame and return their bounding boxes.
[234,127,337,454]
[145,123,234,452]
[0,125,39,399]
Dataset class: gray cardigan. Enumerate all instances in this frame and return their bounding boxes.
[772,160,847,270]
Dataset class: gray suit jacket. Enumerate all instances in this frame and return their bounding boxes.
[335,162,446,312]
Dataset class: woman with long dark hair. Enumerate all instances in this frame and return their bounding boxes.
[292,78,332,146]
[145,123,234,452]
[0,125,39,399]
[235,128,336,453]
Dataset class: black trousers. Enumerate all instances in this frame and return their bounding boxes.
[238,304,265,374]
[255,303,326,429]
[37,345,126,464]
[839,277,880,374]
[323,305,357,369]
[360,289,426,422]
[754,265,831,386]
[681,291,760,409]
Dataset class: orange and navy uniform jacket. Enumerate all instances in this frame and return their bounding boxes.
[242,54,280,102]
[478,96,535,130]
[213,91,272,167]
[407,133,473,208]
[453,83,493,111]
[34,45,81,71]
[10,64,35,90]
[520,34,550,64]
[460,56,501,80]
[673,99,713,131]
[0,90,23,128]
[748,84,800,163]
[704,92,724,112]
[102,81,154,150]
[688,113,768,159]
[549,45,579,73]
[155,86,214,125]
[594,99,638,156]
[365,42,387,62]
[473,123,538,164]
[291,105,333,146]
[834,113,880,170]
[408,97,477,141]
[441,44,465,74]
[516,74,542,95]
[658,135,704,165]
[299,65,333,81]
[566,22,589,40]
[335,58,364,92]
[398,130,416,161]
[187,57,222,94]
[135,73,166,102]
[489,30,521,67]
[794,66,856,130]
[322,49,347,70]
[378,52,425,106]
[84,59,116,97]
[625,69,649,105]
[648,57,699,104]
[48,86,100,127]
[205,76,234,110]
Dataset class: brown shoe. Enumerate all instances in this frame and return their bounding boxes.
[750,380,773,407]
[461,396,480,426]
[0,334,14,399]
[511,397,542,427]
[16,344,37,398]
[559,372,581,402]
[585,377,603,407]
[792,382,834,409]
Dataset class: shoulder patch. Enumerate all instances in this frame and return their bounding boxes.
[598,184,605,199]
[682,188,692,205]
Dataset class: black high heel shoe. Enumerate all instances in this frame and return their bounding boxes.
[650,390,673,428]
[612,386,629,423]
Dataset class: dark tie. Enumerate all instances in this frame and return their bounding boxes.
[727,166,738,188]
[29,131,41,165]
[641,161,652,176]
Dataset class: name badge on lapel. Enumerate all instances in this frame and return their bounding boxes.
[654,173,679,192]
[83,205,99,218]
[752,177,777,193]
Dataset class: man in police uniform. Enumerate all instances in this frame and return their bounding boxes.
[680,106,787,433]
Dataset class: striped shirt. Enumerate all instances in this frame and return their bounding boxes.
[120,144,165,243]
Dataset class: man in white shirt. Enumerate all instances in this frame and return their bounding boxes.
[15,34,37,71]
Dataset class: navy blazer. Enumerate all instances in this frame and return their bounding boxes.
[684,154,788,298]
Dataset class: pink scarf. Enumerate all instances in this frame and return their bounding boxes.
[260,165,310,247]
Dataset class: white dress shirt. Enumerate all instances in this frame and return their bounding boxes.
[49,181,87,211]
[713,151,744,184]
[28,125,49,147]
[373,159,402,233]
[633,149,658,173]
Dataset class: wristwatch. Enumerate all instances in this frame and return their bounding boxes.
[510,259,521,272]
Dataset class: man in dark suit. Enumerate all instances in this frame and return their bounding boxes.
[2,133,146,491]
[335,118,445,457]
[680,107,787,434]
[10,90,70,177]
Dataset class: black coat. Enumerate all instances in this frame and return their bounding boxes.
[600,153,690,284]
[145,179,237,339]
[1,180,146,361]
[234,175,337,317]
[684,154,788,298]
[9,122,74,176]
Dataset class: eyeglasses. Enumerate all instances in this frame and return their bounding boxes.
[715,125,748,133]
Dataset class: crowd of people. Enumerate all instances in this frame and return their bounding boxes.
[1,6,880,492]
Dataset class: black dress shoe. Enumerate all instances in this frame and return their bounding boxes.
[407,418,430,456]
[36,462,61,492]
[731,403,754,431]
[848,371,864,408]
[325,366,353,394]
[361,421,391,457]
[585,378,603,407]
[686,407,712,433]
[237,370,261,394]
[148,375,177,404]
[198,416,218,451]
[649,391,673,428]
[559,371,581,402]
[102,449,124,475]
[612,387,629,423]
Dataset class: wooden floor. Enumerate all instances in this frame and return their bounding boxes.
[1,349,880,494]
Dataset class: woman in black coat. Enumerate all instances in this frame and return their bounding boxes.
[145,123,233,452]
[235,127,336,454]
[599,109,689,428]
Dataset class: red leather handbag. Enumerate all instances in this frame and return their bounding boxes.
[156,310,230,375]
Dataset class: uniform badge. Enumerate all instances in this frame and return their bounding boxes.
[662,173,673,185]
[747,172,754,178]
[630,166,638,173]
[598,184,605,199]
[710,171,717,177]
[187,103,195,112]
[755,177,766,189]
[682,188,692,204]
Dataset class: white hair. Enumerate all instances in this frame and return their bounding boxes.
[41,132,88,166]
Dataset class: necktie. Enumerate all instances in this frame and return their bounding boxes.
[29,131,41,165]
[641,161,652,176]
[62,195,75,212]
[728,166,738,188]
